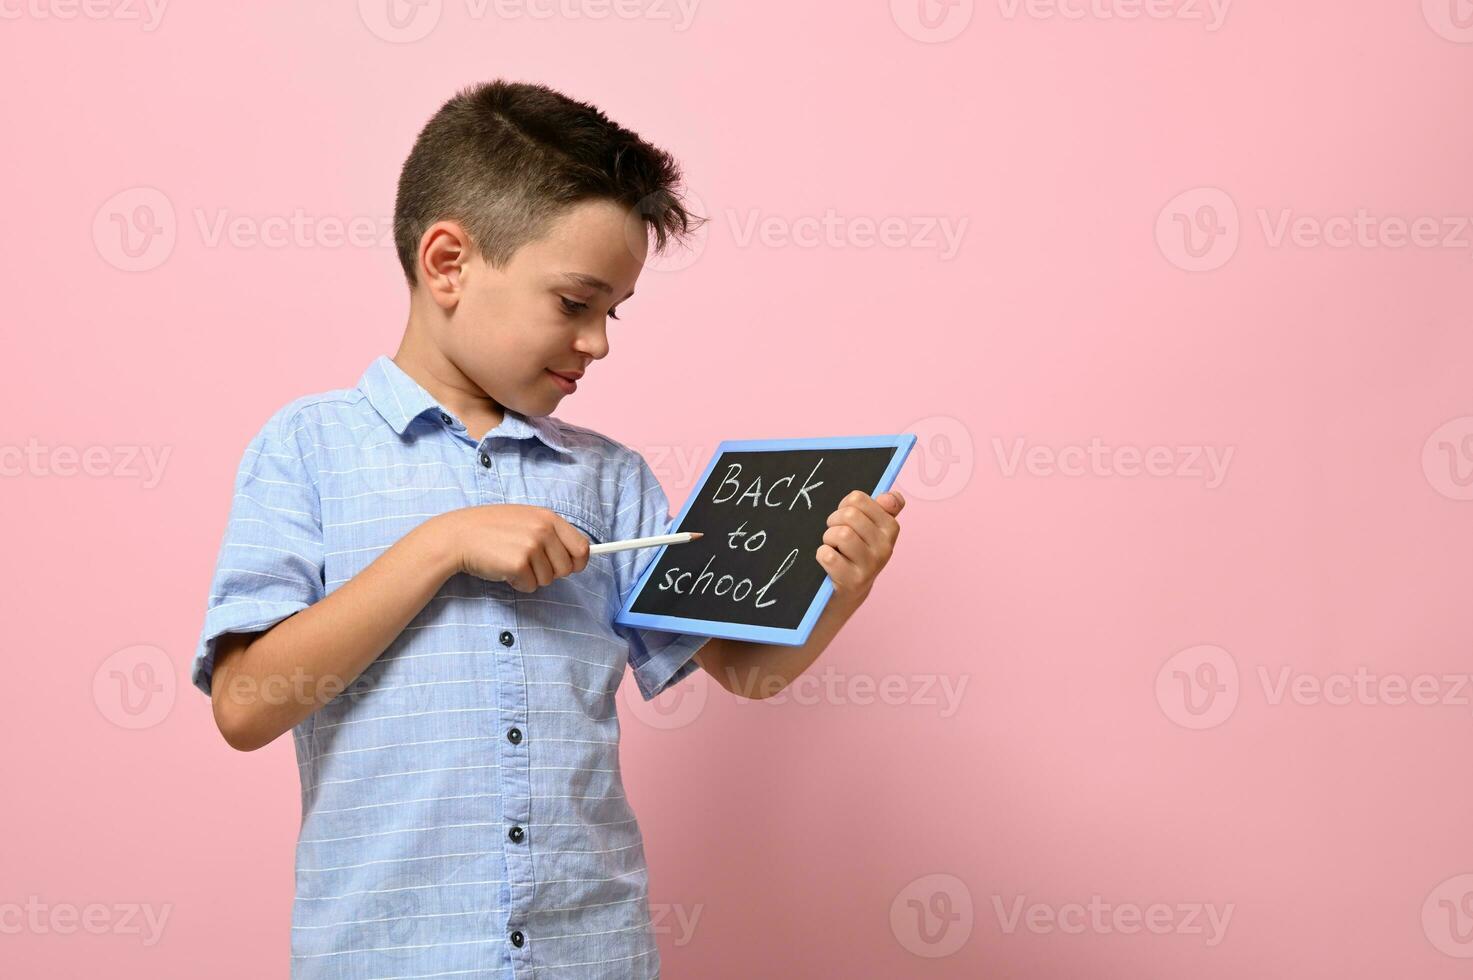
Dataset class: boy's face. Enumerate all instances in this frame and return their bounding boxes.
[424,198,647,418]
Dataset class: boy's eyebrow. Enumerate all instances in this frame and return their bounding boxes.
[557,272,635,302]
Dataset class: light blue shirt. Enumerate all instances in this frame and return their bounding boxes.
[193,355,708,979]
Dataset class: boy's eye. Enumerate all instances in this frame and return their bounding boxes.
[560,296,620,321]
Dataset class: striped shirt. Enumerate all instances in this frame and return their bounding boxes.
[192,354,708,979]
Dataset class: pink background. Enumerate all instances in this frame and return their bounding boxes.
[5,1,1473,976]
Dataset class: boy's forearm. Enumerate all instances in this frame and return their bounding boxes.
[211,517,459,751]
[695,590,867,699]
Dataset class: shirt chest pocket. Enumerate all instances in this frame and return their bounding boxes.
[536,492,609,546]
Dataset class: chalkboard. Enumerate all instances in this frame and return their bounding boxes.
[615,434,916,647]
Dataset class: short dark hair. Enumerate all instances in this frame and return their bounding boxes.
[392,79,701,287]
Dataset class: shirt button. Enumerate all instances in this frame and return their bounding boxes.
[508,826,525,844]
[499,631,515,647]
[510,930,525,948]
[507,727,523,745]
[439,412,453,425]
[479,452,491,468]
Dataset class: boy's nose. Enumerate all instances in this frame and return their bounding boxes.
[576,328,610,361]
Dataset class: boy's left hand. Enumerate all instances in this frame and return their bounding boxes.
[817,489,906,608]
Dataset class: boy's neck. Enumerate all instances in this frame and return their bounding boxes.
[393,322,506,442]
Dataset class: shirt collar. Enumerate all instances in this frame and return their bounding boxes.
[358,355,574,456]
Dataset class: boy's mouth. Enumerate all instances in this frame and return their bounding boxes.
[546,369,580,394]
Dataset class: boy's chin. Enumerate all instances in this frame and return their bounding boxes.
[508,378,565,417]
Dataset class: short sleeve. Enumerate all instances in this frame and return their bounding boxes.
[610,451,710,701]
[191,407,325,698]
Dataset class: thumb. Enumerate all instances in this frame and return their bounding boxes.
[878,490,906,515]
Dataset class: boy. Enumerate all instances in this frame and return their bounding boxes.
[194,79,905,979]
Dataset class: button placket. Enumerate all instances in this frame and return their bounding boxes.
[477,444,535,963]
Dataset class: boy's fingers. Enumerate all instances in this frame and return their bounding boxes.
[528,550,554,589]
[544,543,573,581]
[840,490,903,538]
[825,505,883,552]
[817,544,865,588]
[540,536,573,581]
[550,514,591,574]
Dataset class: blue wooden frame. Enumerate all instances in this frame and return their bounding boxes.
[614,433,917,647]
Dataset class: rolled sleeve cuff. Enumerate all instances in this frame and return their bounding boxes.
[628,629,710,702]
[192,598,311,697]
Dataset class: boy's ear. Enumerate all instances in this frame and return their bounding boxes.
[419,220,470,309]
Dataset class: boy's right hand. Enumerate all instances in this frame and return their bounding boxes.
[434,504,592,593]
